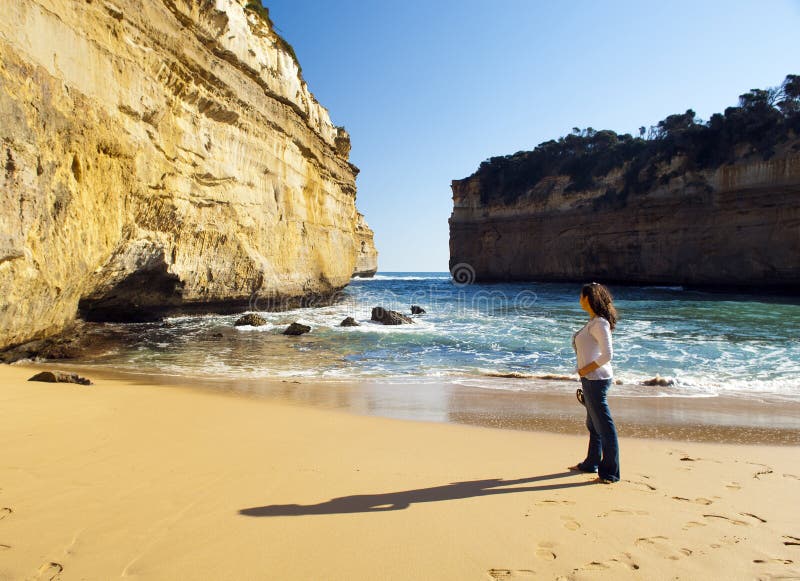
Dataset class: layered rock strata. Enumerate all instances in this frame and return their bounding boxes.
[450,140,800,290]
[0,0,376,351]
[352,211,378,277]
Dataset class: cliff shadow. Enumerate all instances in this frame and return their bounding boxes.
[239,471,592,517]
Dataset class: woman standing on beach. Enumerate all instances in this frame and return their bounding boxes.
[570,282,620,483]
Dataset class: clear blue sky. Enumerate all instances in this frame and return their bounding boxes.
[266,0,800,272]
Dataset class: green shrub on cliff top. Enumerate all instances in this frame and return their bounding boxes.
[245,1,273,26]
[472,74,800,205]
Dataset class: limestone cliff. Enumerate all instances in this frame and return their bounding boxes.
[450,139,800,290]
[352,211,378,277]
[0,0,377,350]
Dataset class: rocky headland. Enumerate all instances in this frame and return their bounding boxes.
[450,77,800,291]
[352,211,378,277]
[0,0,376,353]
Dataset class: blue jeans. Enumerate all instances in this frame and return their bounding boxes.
[577,377,620,482]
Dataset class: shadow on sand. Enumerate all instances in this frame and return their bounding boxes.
[239,471,594,517]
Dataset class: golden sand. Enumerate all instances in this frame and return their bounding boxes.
[1,364,798,580]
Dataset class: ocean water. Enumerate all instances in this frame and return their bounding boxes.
[73,272,800,401]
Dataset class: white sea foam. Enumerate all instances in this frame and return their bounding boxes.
[355,274,451,281]
[233,323,277,332]
[75,277,800,402]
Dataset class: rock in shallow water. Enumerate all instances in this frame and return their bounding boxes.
[234,314,267,327]
[410,305,426,314]
[641,374,676,387]
[28,371,92,385]
[339,317,360,327]
[283,322,311,335]
[371,307,414,325]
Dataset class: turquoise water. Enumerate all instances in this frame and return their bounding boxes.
[78,272,800,401]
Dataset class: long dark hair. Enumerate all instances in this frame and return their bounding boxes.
[581,283,618,331]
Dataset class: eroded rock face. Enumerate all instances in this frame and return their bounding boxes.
[352,211,378,277]
[0,0,377,350]
[449,140,800,290]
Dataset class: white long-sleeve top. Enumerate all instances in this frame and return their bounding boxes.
[572,316,614,380]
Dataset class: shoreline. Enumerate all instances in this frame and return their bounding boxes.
[12,361,800,446]
[1,363,799,580]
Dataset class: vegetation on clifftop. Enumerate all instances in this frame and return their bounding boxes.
[470,75,800,204]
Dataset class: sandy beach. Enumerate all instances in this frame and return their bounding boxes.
[1,364,798,581]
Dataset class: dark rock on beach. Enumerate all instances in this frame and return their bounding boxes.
[410,305,426,314]
[283,322,311,335]
[234,313,267,327]
[371,307,414,325]
[28,371,92,385]
[340,317,360,327]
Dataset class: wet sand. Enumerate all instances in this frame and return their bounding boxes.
[1,363,799,580]
[33,362,800,445]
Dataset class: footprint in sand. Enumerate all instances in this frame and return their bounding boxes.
[577,561,610,571]
[739,512,767,523]
[535,543,557,561]
[487,569,536,579]
[534,499,575,507]
[36,561,63,580]
[560,516,581,530]
[630,480,657,492]
[635,536,693,560]
[746,463,774,479]
[0,507,12,521]
[725,482,742,490]
[753,558,794,565]
[783,473,800,481]
[535,549,557,561]
[609,552,641,571]
[682,521,707,530]
[672,496,713,505]
[574,553,641,572]
[597,508,649,517]
[703,514,749,526]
